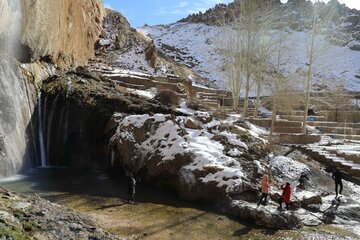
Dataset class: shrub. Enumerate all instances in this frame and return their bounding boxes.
[155,90,179,107]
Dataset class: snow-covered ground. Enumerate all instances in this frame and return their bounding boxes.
[139,22,360,93]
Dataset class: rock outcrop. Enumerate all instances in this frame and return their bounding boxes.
[0,187,121,239]
[106,112,304,229]
[22,0,104,67]
[91,9,203,84]
[0,0,105,176]
[39,70,170,168]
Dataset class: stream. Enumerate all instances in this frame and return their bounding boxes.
[0,168,357,240]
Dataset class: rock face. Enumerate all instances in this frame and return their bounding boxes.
[39,71,170,168]
[0,0,105,176]
[22,0,104,67]
[0,187,122,239]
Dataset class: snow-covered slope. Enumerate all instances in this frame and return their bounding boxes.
[139,22,360,92]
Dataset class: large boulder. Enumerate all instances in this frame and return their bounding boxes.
[110,114,255,203]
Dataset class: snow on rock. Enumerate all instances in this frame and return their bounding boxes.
[218,131,248,150]
[98,39,111,46]
[184,129,245,192]
[120,114,152,128]
[141,119,187,161]
[127,87,157,99]
[270,156,310,182]
[245,122,268,142]
[228,148,243,157]
[110,113,263,199]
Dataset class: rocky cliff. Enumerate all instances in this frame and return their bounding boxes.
[0,0,105,177]
[22,0,104,67]
[91,9,206,86]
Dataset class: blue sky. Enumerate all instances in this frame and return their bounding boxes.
[104,0,360,28]
[103,0,232,27]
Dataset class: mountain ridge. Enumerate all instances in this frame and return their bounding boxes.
[178,0,360,51]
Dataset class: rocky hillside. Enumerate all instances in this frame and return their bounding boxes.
[91,9,210,87]
[180,0,360,51]
[139,0,360,92]
[0,187,121,239]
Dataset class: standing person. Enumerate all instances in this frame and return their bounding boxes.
[127,173,136,204]
[257,174,270,206]
[332,169,343,198]
[279,183,292,210]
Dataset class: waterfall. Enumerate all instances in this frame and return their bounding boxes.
[0,0,23,60]
[0,0,34,176]
[37,92,47,167]
[0,58,33,176]
[45,94,60,164]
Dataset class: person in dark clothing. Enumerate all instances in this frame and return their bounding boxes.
[298,172,309,188]
[127,173,136,203]
[332,169,343,198]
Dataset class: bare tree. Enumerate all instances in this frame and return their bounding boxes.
[220,24,245,111]
[302,1,335,133]
[218,0,264,114]
[268,32,291,144]
[253,33,273,118]
[240,0,263,118]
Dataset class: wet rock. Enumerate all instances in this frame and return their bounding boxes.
[0,187,122,239]
[10,201,31,210]
[0,210,22,229]
[228,200,303,229]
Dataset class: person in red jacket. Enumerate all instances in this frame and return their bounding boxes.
[279,182,292,210]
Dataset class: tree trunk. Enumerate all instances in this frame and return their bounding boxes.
[233,95,239,112]
[302,15,316,134]
[243,27,252,118]
[254,75,262,118]
[269,80,279,144]
[243,72,250,117]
